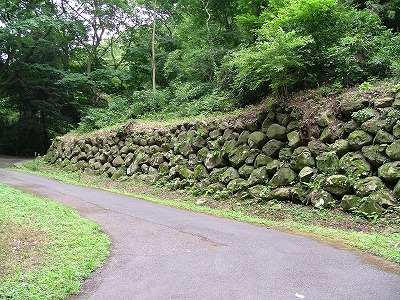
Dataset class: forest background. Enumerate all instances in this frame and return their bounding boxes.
[1,0,399,156]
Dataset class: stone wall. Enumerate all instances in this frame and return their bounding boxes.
[45,89,400,216]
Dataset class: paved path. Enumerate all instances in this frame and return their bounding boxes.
[0,163,399,300]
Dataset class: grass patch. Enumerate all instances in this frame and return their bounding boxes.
[0,184,110,300]
[18,158,400,266]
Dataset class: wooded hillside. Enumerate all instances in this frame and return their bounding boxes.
[1,0,399,155]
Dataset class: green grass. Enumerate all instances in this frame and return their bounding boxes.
[19,158,400,265]
[0,184,110,300]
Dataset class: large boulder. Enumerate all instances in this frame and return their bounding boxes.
[254,154,273,168]
[308,190,335,208]
[193,164,209,180]
[298,167,316,182]
[229,144,251,168]
[221,167,240,184]
[247,131,267,149]
[353,177,386,197]
[368,190,397,208]
[341,195,361,212]
[268,166,297,188]
[339,152,371,178]
[267,187,299,202]
[330,139,350,156]
[378,162,400,181]
[361,145,390,167]
[204,151,226,170]
[287,131,306,148]
[315,152,339,174]
[227,178,249,192]
[290,147,315,171]
[374,130,394,144]
[266,124,287,141]
[385,140,400,160]
[393,180,400,199]
[308,140,328,156]
[248,166,269,186]
[262,139,285,157]
[238,164,254,179]
[348,130,373,150]
[324,175,352,196]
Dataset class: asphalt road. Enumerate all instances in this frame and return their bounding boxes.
[0,160,399,300]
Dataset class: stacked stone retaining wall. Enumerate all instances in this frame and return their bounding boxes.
[46,87,400,216]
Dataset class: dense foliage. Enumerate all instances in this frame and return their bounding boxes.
[0,0,399,155]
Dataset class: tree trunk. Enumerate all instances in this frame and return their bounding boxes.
[152,0,157,91]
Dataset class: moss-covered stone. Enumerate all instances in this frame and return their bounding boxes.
[308,140,328,156]
[222,140,238,157]
[287,120,301,132]
[308,190,335,208]
[267,187,299,202]
[221,167,240,184]
[341,195,361,212]
[374,96,393,108]
[339,152,371,178]
[265,160,281,173]
[290,147,315,171]
[393,180,400,199]
[229,144,250,168]
[393,123,400,139]
[316,111,335,127]
[358,194,383,216]
[261,117,273,133]
[197,147,209,162]
[348,130,373,150]
[342,120,359,134]
[193,164,209,180]
[112,155,124,167]
[361,118,385,134]
[238,130,251,145]
[227,178,249,192]
[361,145,389,167]
[378,162,400,181]
[233,120,245,133]
[320,126,344,143]
[248,166,269,186]
[266,124,287,141]
[353,176,386,197]
[248,131,267,149]
[298,167,315,182]
[340,99,366,118]
[287,131,305,148]
[248,185,268,200]
[238,164,255,179]
[316,152,339,174]
[245,149,261,165]
[262,139,284,157]
[279,148,293,161]
[385,140,400,160]
[254,154,273,168]
[204,151,226,170]
[158,162,170,175]
[374,130,394,144]
[209,129,222,139]
[209,167,228,183]
[324,175,351,196]
[370,189,397,207]
[192,136,206,150]
[268,166,297,188]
